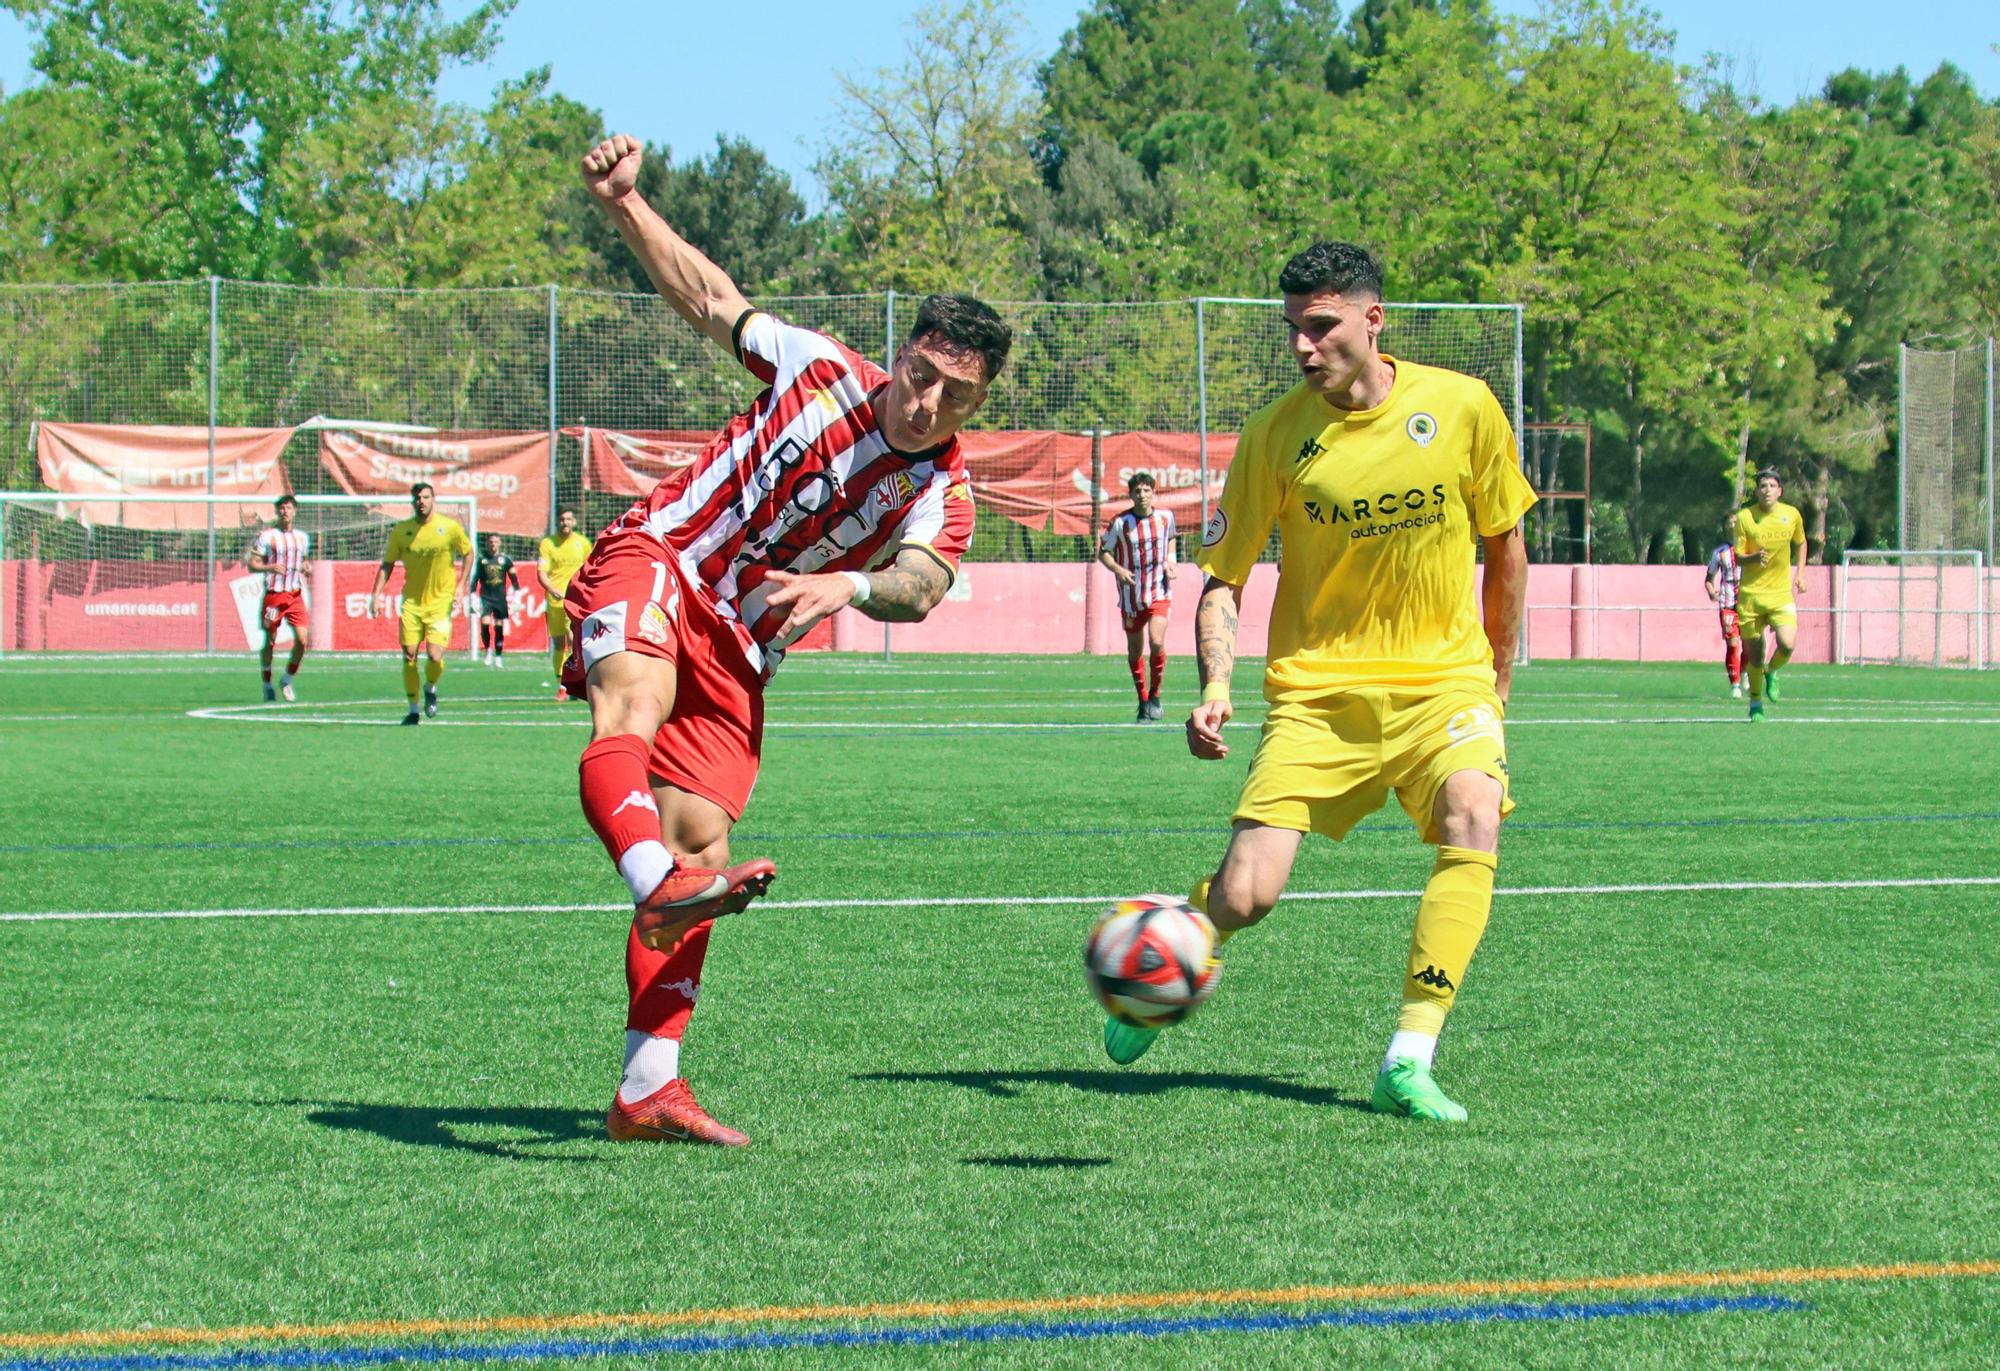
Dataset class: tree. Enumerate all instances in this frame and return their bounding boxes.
[815,0,1040,296]
[4,0,511,280]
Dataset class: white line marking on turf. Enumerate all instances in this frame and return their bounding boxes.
[7,875,1996,924]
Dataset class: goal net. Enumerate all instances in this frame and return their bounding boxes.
[1837,550,1990,669]
[0,493,480,656]
[1899,341,1994,563]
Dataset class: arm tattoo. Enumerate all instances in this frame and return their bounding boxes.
[1195,576,1241,691]
[853,554,950,623]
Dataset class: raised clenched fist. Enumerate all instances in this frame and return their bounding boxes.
[580,135,643,203]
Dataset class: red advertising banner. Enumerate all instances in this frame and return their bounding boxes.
[35,423,295,529]
[570,425,1235,537]
[318,430,552,536]
[571,427,711,498]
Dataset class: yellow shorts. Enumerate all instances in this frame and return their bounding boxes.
[1737,596,1796,636]
[545,598,572,642]
[399,601,454,648]
[1234,684,1515,844]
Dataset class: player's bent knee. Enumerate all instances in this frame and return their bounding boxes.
[1436,771,1503,852]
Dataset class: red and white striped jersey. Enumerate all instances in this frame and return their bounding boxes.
[600,312,975,675]
[1101,509,1177,615]
[1707,543,1741,609]
[254,527,310,594]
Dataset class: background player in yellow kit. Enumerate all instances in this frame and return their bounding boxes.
[1733,467,1809,722]
[1104,241,1535,1124]
[537,507,592,701]
[368,482,473,725]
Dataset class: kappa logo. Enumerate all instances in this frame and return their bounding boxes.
[1295,436,1326,464]
[1412,964,1456,991]
[1406,412,1439,447]
[661,977,700,1002]
[612,790,659,818]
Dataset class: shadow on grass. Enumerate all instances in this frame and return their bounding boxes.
[148,1095,604,1162]
[853,1069,1370,1112]
[961,1154,1112,1169]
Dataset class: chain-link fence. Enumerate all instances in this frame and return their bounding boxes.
[1899,340,1995,565]
[0,280,1522,572]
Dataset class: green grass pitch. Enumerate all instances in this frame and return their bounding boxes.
[0,652,1996,1368]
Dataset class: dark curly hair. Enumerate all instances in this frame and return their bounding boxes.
[909,294,1013,383]
[1277,241,1385,299]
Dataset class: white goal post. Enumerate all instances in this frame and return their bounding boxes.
[1836,549,1989,669]
[0,492,481,658]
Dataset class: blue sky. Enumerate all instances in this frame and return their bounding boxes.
[1,1,1993,202]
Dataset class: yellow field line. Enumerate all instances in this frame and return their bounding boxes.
[4,1259,1995,1352]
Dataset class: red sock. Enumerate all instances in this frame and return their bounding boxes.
[1726,638,1743,684]
[1128,655,1146,701]
[626,917,711,1037]
[1148,649,1165,698]
[579,734,666,872]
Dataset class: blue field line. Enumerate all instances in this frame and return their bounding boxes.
[4,810,1997,858]
[0,1296,1805,1371]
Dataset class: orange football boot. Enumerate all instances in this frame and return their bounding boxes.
[606,1078,749,1146]
[632,858,777,952]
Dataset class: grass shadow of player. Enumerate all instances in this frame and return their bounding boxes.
[961,1154,1113,1170]
[853,1069,1370,1113]
[146,1095,605,1163]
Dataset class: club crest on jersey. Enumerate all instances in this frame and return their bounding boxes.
[871,472,920,511]
[1407,413,1439,447]
[1202,508,1228,547]
[637,601,672,646]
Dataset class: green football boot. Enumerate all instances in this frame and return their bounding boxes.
[1748,699,1765,722]
[1104,1018,1162,1065]
[1763,669,1781,701]
[1371,1057,1469,1123]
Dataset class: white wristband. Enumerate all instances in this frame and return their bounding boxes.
[842,570,872,605]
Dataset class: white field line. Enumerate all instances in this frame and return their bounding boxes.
[6,875,1997,925]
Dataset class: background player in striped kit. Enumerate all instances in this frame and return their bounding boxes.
[569,133,1012,1146]
[1704,532,1745,698]
[247,493,310,701]
[1097,471,1177,720]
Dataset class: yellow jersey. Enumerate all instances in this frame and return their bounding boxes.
[1733,501,1806,602]
[1198,356,1536,701]
[383,515,472,615]
[538,531,593,594]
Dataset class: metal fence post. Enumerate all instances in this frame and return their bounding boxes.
[882,291,895,663]
[1195,298,1210,539]
[1985,335,1994,568]
[547,284,559,536]
[1897,343,1908,550]
[206,275,219,654]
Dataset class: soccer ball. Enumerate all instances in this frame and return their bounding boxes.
[1084,895,1221,1029]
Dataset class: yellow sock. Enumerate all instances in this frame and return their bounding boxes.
[1188,875,1234,951]
[1395,846,1496,1035]
[401,660,420,703]
[426,657,444,687]
[1747,663,1765,698]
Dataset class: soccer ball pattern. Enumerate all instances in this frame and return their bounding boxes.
[1084,895,1221,1028]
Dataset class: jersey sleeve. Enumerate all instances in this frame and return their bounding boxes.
[1163,511,1178,561]
[449,520,472,557]
[889,478,975,579]
[383,524,408,564]
[1733,508,1757,556]
[1789,505,1806,552]
[1098,518,1121,556]
[536,537,554,574]
[1196,425,1280,586]
[735,310,857,389]
[252,530,273,562]
[1466,389,1537,537]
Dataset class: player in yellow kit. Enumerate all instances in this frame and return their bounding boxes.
[537,507,592,701]
[1103,242,1535,1124]
[1733,467,1808,722]
[368,482,473,725]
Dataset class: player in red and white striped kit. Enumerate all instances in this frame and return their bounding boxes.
[1098,472,1177,720]
[248,494,311,701]
[569,134,1013,1146]
[1704,537,1744,698]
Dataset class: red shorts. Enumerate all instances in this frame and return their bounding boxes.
[260,591,306,632]
[1122,598,1171,634]
[1718,605,1740,641]
[563,535,764,820]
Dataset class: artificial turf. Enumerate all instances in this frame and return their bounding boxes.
[0,652,1995,1368]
